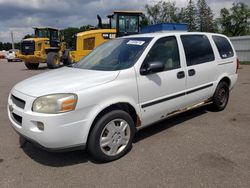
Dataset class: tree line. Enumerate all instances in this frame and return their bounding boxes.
[144,0,250,36]
[0,42,20,51]
[144,0,217,32]
[0,0,249,50]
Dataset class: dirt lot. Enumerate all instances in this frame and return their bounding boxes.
[0,59,249,188]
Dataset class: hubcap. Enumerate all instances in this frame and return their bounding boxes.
[54,56,59,65]
[218,87,227,105]
[100,119,131,156]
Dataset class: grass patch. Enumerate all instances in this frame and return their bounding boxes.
[240,61,250,65]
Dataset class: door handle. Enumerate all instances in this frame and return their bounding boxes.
[188,69,196,76]
[177,71,185,79]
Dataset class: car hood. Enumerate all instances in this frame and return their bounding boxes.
[14,67,119,97]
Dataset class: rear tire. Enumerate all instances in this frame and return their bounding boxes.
[47,52,60,69]
[212,81,229,111]
[88,110,135,162]
[24,62,39,69]
[62,49,72,66]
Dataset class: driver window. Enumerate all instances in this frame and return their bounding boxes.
[126,16,138,32]
[144,36,180,71]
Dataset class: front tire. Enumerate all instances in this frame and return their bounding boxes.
[88,110,135,162]
[212,81,229,111]
[24,62,39,69]
[47,52,60,69]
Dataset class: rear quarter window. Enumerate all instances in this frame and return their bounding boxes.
[181,35,215,66]
[212,35,234,59]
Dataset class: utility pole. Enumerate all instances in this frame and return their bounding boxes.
[11,31,15,49]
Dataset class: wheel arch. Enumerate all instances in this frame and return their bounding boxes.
[86,102,141,144]
[218,76,231,87]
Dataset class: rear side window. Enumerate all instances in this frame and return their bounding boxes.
[181,35,215,66]
[212,35,234,59]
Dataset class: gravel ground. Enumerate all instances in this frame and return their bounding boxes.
[0,59,249,188]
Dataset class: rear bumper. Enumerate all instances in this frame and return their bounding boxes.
[229,74,238,90]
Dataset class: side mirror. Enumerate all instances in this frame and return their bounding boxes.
[140,61,165,75]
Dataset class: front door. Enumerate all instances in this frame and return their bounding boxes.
[137,36,187,126]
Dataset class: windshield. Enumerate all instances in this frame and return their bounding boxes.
[35,29,49,38]
[73,37,152,71]
[35,29,58,39]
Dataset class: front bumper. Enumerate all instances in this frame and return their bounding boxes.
[16,52,46,63]
[8,89,90,150]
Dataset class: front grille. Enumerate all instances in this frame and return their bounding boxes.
[12,113,22,126]
[11,95,26,109]
[21,40,35,55]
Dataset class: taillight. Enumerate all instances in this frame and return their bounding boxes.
[236,58,240,73]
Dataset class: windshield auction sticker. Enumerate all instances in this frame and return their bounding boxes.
[127,40,145,45]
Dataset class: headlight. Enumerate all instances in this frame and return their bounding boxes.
[32,94,77,114]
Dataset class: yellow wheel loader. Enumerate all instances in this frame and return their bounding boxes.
[16,27,71,69]
[70,11,143,62]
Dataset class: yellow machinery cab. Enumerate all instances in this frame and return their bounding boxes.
[70,10,143,62]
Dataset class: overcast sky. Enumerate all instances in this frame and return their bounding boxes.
[0,0,249,43]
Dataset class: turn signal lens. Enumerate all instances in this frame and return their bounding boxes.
[61,99,77,112]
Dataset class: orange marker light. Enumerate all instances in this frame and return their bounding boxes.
[61,99,77,112]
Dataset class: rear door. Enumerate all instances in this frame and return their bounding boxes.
[180,34,217,105]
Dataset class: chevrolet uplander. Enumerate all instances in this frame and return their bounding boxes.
[8,32,238,161]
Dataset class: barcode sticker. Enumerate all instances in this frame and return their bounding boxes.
[127,40,145,45]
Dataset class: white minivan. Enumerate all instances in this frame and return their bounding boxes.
[8,32,238,161]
